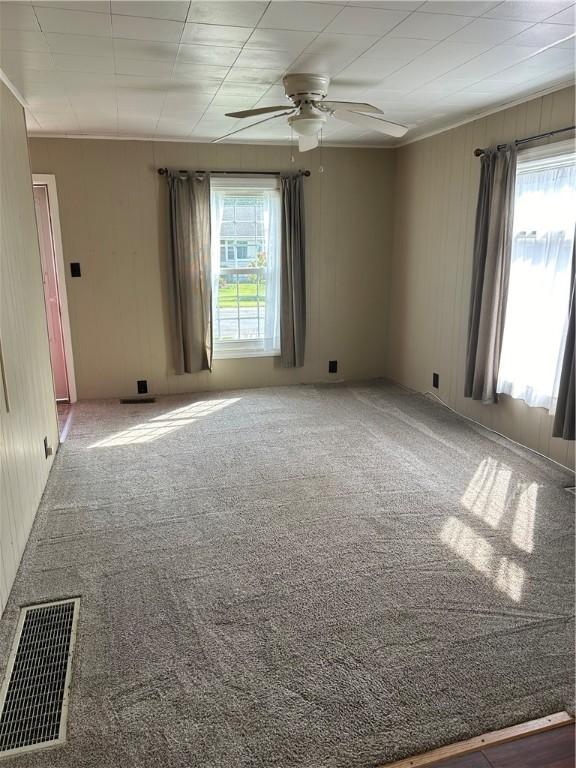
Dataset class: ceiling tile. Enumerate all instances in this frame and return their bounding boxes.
[59,71,116,91]
[226,66,284,84]
[351,2,424,10]
[181,23,253,47]
[483,1,575,22]
[113,39,179,61]
[33,2,110,13]
[171,78,221,94]
[44,31,114,56]
[111,14,185,42]
[411,75,479,94]
[366,36,439,60]
[245,28,317,52]
[216,82,269,99]
[388,12,475,39]
[335,57,405,82]
[70,96,118,111]
[172,61,229,81]
[35,6,112,36]
[210,93,260,107]
[34,112,78,128]
[155,117,198,136]
[287,53,348,77]
[450,45,534,78]
[467,79,527,96]
[0,3,41,31]
[524,44,575,66]
[115,58,175,77]
[375,66,435,91]
[507,23,575,47]
[545,5,576,24]
[157,111,202,125]
[1,29,50,51]
[258,2,345,32]
[448,18,534,44]
[163,91,214,111]
[177,42,240,65]
[53,53,115,73]
[303,31,380,57]
[187,2,268,27]
[115,88,166,109]
[0,50,54,73]
[421,1,501,14]
[234,47,298,69]
[324,7,409,35]
[423,39,493,66]
[112,2,190,21]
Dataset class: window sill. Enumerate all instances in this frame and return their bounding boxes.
[214,347,280,361]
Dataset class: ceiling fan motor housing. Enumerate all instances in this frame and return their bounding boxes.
[283,73,330,105]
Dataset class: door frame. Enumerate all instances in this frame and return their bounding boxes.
[33,174,77,404]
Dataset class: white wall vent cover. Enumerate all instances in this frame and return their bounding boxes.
[0,598,79,759]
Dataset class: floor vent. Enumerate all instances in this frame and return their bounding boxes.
[120,397,156,404]
[0,598,79,758]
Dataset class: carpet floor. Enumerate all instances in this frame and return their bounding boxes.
[0,382,573,768]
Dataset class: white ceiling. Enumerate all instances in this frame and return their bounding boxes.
[0,0,574,146]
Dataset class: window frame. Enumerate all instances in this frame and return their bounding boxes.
[210,177,282,361]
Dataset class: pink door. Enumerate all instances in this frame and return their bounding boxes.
[34,185,69,402]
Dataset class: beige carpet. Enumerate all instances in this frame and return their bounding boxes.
[0,382,573,767]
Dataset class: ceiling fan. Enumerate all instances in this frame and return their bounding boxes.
[214,73,408,152]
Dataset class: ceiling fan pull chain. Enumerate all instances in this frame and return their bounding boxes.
[319,129,324,174]
[290,126,295,165]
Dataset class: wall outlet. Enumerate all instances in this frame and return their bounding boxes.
[432,372,439,389]
[70,262,81,277]
[328,360,338,374]
[137,379,148,394]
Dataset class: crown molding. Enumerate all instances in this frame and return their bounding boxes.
[0,67,29,110]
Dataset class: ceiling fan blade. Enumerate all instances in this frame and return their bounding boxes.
[225,105,292,119]
[213,111,296,144]
[322,100,383,115]
[333,109,408,138]
[298,134,318,153]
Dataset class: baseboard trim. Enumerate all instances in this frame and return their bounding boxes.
[378,712,574,768]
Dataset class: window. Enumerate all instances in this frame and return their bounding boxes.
[497,141,576,411]
[210,178,281,359]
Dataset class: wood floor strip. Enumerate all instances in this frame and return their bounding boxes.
[378,712,574,768]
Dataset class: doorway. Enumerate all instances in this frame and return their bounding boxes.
[33,175,76,420]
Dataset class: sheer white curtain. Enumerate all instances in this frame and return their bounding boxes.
[497,142,576,411]
[210,190,225,341]
[262,188,281,353]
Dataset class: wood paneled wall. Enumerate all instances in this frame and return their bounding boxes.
[388,86,575,470]
[28,139,395,399]
[0,82,59,616]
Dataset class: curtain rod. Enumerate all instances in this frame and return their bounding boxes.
[474,125,575,156]
[157,168,310,177]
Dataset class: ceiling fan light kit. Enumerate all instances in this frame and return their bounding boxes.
[218,73,408,152]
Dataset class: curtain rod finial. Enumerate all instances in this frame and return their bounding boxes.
[474,148,484,157]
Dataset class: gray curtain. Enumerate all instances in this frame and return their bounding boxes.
[167,172,212,374]
[280,174,306,368]
[553,236,575,440]
[465,145,517,403]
